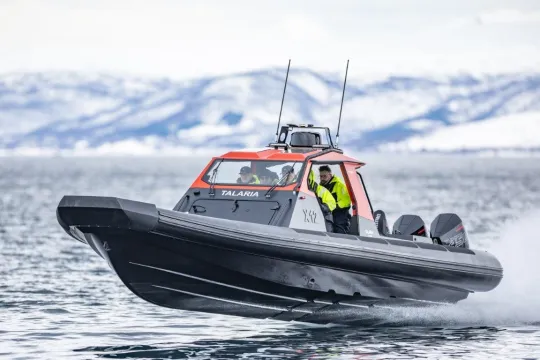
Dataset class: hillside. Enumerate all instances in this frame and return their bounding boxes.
[1,69,539,155]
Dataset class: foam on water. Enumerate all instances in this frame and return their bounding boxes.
[463,208,540,323]
[356,209,540,327]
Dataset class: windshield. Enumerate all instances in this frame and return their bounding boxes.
[203,160,303,186]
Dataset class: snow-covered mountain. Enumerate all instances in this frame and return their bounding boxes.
[0,69,539,155]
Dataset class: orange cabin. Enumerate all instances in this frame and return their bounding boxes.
[174,124,376,236]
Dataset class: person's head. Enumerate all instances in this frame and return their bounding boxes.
[239,166,253,183]
[318,165,332,185]
[281,165,295,182]
[259,169,273,185]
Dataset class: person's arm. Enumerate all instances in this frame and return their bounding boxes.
[319,186,336,212]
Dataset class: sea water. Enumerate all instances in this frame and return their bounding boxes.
[1,155,539,359]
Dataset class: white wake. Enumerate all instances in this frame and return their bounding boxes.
[370,209,540,327]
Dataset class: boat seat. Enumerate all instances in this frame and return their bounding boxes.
[373,209,389,236]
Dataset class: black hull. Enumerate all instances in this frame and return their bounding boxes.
[57,196,503,326]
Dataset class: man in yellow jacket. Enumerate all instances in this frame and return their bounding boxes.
[237,166,260,184]
[308,170,336,231]
[318,165,352,234]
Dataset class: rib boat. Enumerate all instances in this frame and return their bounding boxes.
[56,123,503,326]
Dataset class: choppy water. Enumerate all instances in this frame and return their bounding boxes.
[1,154,540,359]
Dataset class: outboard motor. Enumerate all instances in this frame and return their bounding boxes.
[392,214,427,237]
[373,209,389,235]
[430,213,470,248]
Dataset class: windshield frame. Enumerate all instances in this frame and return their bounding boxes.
[201,158,306,188]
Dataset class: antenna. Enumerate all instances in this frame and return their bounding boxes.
[275,59,291,142]
[335,59,349,147]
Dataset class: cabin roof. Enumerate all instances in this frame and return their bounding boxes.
[217,148,366,166]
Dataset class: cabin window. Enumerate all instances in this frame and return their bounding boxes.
[203,160,304,186]
[356,171,374,214]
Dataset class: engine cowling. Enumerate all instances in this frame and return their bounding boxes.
[392,214,427,237]
[430,213,470,248]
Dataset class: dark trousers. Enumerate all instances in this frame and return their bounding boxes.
[332,208,351,234]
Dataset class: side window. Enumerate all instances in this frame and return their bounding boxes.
[357,171,374,214]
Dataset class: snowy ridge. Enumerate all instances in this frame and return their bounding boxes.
[0,69,539,156]
[380,111,540,153]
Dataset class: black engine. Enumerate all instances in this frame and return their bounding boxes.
[430,213,470,249]
[392,214,428,237]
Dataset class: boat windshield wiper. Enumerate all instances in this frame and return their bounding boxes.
[265,162,296,198]
[208,159,223,196]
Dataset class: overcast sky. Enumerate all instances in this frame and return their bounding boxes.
[1,0,539,79]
